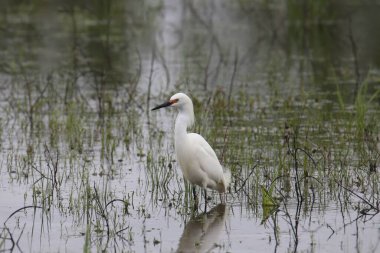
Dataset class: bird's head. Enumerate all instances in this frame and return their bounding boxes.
[151,93,195,127]
[151,93,193,111]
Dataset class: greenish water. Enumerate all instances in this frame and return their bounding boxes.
[0,1,380,252]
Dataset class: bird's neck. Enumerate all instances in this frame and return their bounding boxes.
[175,109,194,140]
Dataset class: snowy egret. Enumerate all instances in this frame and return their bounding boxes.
[152,93,230,203]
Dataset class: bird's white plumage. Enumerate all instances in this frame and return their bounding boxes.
[154,92,230,193]
[189,133,219,160]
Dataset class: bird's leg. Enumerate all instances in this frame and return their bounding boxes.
[203,189,208,212]
[219,192,227,203]
[192,186,199,211]
[192,186,198,204]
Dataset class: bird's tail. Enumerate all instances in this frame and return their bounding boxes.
[223,169,231,192]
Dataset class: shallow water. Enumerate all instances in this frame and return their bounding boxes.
[2,169,379,253]
[1,0,380,252]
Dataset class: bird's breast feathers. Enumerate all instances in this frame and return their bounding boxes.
[175,134,225,189]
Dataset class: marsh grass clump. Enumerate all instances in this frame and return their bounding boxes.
[65,102,85,153]
[187,88,380,215]
[0,67,152,250]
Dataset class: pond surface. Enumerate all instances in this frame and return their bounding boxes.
[0,1,380,252]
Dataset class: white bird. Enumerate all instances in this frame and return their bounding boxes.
[152,93,230,203]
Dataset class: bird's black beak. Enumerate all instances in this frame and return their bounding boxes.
[151,101,172,111]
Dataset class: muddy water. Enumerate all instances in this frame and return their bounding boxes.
[1,0,380,252]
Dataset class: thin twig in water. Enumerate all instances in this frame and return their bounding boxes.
[348,17,361,96]
[1,226,15,252]
[335,180,379,211]
[93,185,110,240]
[235,164,258,193]
[155,46,171,89]
[4,206,42,225]
[105,199,127,208]
[146,45,156,114]
[326,223,335,239]
[126,47,142,109]
[228,48,239,106]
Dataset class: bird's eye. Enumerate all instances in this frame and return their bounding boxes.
[170,98,179,104]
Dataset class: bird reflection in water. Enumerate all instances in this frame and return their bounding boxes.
[176,204,228,253]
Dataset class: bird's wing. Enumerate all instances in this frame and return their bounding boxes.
[189,133,224,183]
[188,133,219,161]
